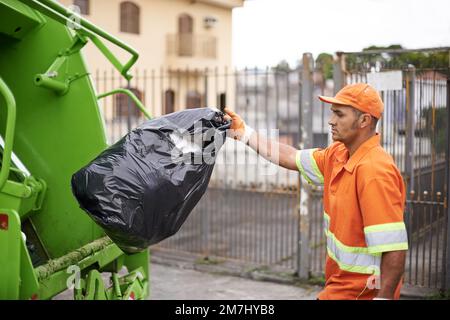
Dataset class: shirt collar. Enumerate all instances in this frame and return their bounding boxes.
[343,133,381,173]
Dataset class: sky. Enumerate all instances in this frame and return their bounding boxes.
[232,0,450,67]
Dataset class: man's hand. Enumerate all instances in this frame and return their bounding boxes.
[222,107,298,171]
[223,108,253,142]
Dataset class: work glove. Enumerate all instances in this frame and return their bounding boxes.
[223,108,254,143]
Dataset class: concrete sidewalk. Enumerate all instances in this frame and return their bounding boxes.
[150,263,321,300]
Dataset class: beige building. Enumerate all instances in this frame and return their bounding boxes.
[58,0,243,123]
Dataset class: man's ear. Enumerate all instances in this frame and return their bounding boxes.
[360,113,372,129]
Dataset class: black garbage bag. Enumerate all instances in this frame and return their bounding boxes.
[71,107,231,253]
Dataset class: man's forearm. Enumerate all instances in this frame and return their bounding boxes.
[246,131,298,171]
[377,250,406,299]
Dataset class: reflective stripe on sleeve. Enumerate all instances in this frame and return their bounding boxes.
[296,149,324,186]
[364,222,409,254]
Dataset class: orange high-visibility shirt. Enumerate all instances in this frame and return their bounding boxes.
[296,133,408,300]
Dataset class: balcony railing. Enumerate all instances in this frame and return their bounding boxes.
[166,34,217,59]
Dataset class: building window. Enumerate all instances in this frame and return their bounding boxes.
[186,90,202,109]
[114,88,144,118]
[74,0,89,15]
[178,14,193,56]
[120,2,140,34]
[164,89,175,114]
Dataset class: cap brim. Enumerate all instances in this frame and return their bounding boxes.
[318,95,348,106]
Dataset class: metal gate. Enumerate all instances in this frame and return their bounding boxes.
[95,66,305,273]
[155,67,302,272]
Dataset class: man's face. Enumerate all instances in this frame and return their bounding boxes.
[328,104,361,143]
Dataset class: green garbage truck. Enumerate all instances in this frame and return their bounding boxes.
[0,0,151,300]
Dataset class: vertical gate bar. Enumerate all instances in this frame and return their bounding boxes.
[233,67,238,259]
[310,192,314,273]
[114,69,120,141]
[222,68,226,257]
[101,70,107,141]
[298,53,314,279]
[415,200,419,285]
[418,77,423,189]
[223,66,229,258]
[109,69,114,142]
[244,67,249,262]
[233,68,238,198]
[284,68,290,268]
[264,66,270,266]
[246,68,251,262]
[402,66,416,284]
[379,91,384,146]
[393,91,398,166]
[275,71,280,265]
[408,192,414,285]
[238,69,244,261]
[276,71,280,187]
[431,72,437,195]
[333,52,346,94]
[211,69,218,256]
[254,66,258,264]
[391,90,394,155]
[429,76,436,287]
[405,65,416,194]
[151,69,155,119]
[294,68,299,270]
[133,68,137,129]
[119,71,124,139]
[213,67,220,257]
[403,86,406,173]
[285,69,290,187]
[320,194,325,272]
[160,67,164,116]
[436,193,442,288]
[143,69,148,114]
[429,201,433,287]
[176,69,181,112]
[320,79,325,135]
[270,69,277,265]
[296,65,302,275]
[444,75,450,290]
[422,195,426,286]
[133,69,139,129]
[203,67,210,257]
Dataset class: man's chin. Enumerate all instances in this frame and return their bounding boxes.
[331,134,341,142]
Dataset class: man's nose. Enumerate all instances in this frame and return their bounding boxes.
[328,117,336,127]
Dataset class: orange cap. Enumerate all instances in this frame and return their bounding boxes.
[318,83,384,119]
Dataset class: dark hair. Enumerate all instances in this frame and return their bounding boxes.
[352,108,378,130]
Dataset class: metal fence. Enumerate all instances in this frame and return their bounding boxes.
[93,49,450,291]
[94,67,306,272]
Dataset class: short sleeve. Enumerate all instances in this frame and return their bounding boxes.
[295,148,325,186]
[359,176,408,254]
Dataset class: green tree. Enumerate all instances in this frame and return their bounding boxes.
[345,44,449,72]
[422,106,447,155]
[316,53,333,80]
[272,60,291,73]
